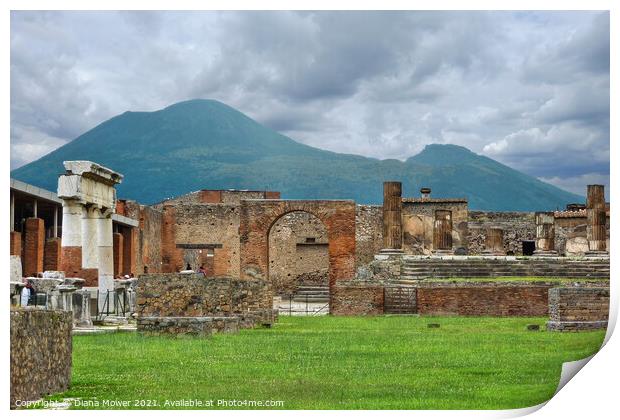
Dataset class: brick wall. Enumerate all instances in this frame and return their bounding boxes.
[547,287,609,331]
[43,238,61,271]
[10,231,22,256]
[113,232,123,277]
[331,283,384,315]
[10,309,72,408]
[416,284,549,316]
[23,218,45,276]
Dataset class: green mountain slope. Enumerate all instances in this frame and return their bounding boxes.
[11,99,582,210]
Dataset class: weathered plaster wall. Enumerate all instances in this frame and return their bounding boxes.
[401,200,468,254]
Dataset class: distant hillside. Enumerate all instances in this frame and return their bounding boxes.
[11,99,582,211]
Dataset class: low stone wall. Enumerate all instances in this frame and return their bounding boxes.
[137,316,240,336]
[547,287,609,331]
[135,274,276,335]
[331,283,384,315]
[10,309,72,408]
[416,283,549,316]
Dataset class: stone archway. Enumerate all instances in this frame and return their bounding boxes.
[239,200,356,298]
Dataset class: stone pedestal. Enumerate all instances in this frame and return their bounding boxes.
[57,285,77,311]
[72,289,93,328]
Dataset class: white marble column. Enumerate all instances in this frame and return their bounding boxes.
[61,199,83,248]
[82,206,100,268]
[97,210,114,299]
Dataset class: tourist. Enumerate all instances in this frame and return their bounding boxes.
[186,263,192,271]
[20,279,35,307]
[197,265,207,276]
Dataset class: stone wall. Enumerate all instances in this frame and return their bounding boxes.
[416,283,549,316]
[401,200,468,254]
[331,283,385,315]
[120,201,163,275]
[355,205,383,265]
[10,309,72,408]
[135,274,275,333]
[547,287,609,331]
[269,211,329,294]
[468,211,535,255]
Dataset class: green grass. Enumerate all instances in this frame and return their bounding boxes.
[46,316,605,410]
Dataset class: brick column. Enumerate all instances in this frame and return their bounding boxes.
[113,232,124,278]
[381,181,402,251]
[122,227,137,276]
[24,218,45,276]
[10,231,22,256]
[586,185,607,254]
[44,238,62,271]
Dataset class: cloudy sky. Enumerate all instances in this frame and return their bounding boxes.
[10,11,609,196]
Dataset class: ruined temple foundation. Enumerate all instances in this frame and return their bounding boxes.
[533,212,558,256]
[380,181,403,254]
[585,184,608,256]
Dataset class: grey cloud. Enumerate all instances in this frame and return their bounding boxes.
[10,11,609,197]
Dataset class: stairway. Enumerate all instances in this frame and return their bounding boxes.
[292,285,330,302]
[400,257,610,280]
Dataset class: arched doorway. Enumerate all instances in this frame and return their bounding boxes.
[239,199,356,313]
[269,211,329,297]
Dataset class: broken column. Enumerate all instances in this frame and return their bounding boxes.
[483,227,505,255]
[586,185,608,255]
[381,181,403,252]
[534,212,558,256]
[57,161,123,308]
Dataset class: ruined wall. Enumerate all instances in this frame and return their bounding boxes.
[356,205,383,265]
[10,309,72,408]
[547,287,609,331]
[468,211,535,255]
[172,204,241,276]
[401,200,468,254]
[331,283,385,315]
[135,274,272,317]
[269,211,329,294]
[555,215,610,256]
[416,283,549,316]
[156,190,280,206]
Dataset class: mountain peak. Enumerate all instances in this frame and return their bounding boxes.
[10,101,582,210]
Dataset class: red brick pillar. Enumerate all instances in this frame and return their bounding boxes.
[122,228,137,276]
[113,232,124,278]
[161,206,182,273]
[44,238,62,271]
[10,231,22,256]
[24,218,45,276]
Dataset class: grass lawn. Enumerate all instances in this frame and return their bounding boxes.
[47,316,605,410]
